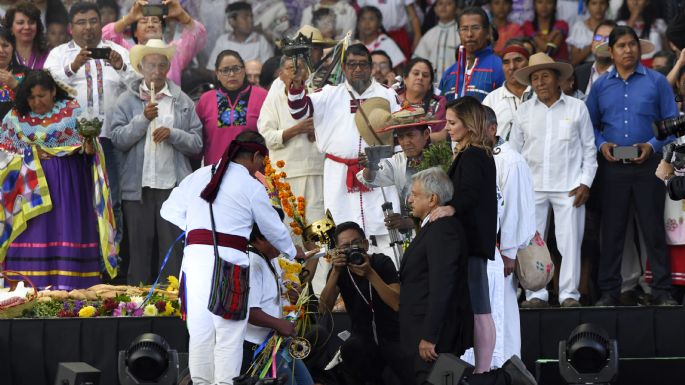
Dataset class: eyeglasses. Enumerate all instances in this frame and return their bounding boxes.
[593,34,609,43]
[72,18,100,27]
[345,61,371,70]
[217,65,244,75]
[372,62,390,70]
[459,25,483,33]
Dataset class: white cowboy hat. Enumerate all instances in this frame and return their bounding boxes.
[354,97,394,146]
[130,39,176,74]
[513,52,574,86]
[594,39,655,58]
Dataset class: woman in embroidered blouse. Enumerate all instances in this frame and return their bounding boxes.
[396,58,447,141]
[0,71,118,290]
[522,0,569,60]
[0,25,27,119]
[3,2,48,70]
[356,6,407,71]
[196,50,268,164]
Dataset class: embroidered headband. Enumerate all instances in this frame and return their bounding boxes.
[501,45,531,60]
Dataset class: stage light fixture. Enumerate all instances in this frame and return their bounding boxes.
[558,323,618,385]
[118,333,179,385]
[54,362,100,385]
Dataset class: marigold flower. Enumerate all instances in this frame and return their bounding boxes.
[297,196,305,202]
[293,227,303,235]
[276,160,285,168]
[280,172,287,178]
[78,305,96,318]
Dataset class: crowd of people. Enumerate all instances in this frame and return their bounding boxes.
[2,0,685,384]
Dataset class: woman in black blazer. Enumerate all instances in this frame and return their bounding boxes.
[430,96,498,374]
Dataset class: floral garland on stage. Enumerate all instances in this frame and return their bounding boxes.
[263,156,307,236]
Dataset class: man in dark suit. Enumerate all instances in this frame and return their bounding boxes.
[401,167,536,385]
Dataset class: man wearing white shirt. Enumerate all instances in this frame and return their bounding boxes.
[44,1,131,247]
[483,42,534,141]
[160,131,302,385]
[288,44,402,262]
[110,40,203,285]
[509,53,597,308]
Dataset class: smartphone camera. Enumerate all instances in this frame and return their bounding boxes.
[143,4,168,17]
[89,47,112,60]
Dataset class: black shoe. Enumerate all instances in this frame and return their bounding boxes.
[619,290,638,306]
[595,293,619,306]
[653,292,679,306]
[502,355,537,385]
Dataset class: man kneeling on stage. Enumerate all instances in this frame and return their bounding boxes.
[240,210,314,385]
[318,221,413,384]
[401,167,536,385]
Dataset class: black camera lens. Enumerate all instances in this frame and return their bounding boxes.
[344,246,365,265]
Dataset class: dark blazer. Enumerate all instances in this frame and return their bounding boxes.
[447,145,497,260]
[399,216,473,383]
[575,61,593,95]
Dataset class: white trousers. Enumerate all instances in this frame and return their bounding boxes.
[462,249,521,368]
[183,253,248,385]
[526,191,585,302]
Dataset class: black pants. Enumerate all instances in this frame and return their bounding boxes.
[340,334,413,385]
[122,188,183,285]
[598,155,672,295]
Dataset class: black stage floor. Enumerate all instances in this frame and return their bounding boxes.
[1,306,684,385]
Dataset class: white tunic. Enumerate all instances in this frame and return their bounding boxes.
[44,39,131,138]
[160,162,297,267]
[509,93,597,192]
[413,21,460,81]
[245,251,283,345]
[288,80,401,237]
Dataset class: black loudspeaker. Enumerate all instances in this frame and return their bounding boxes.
[54,362,101,385]
[536,357,685,385]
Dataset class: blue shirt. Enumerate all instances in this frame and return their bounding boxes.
[438,45,505,102]
[585,63,678,153]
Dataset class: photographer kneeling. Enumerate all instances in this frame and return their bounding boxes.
[318,222,413,384]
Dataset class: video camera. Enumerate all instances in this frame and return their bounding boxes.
[654,115,685,168]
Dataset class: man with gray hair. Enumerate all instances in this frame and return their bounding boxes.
[400,167,536,385]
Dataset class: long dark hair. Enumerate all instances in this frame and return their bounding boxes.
[532,0,558,33]
[355,6,387,39]
[0,25,18,69]
[617,0,656,39]
[402,57,436,111]
[4,1,47,54]
[14,70,73,116]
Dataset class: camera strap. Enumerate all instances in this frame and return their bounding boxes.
[346,267,378,345]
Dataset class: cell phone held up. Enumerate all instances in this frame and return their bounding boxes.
[143,4,169,17]
[612,146,640,163]
[89,47,111,60]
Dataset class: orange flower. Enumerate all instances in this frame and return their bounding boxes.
[297,196,305,203]
[293,227,303,235]
[280,172,287,178]
[290,221,298,228]
[276,160,285,168]
[297,202,305,212]
[283,183,291,191]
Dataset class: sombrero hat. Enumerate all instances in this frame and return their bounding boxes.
[376,106,445,133]
[130,39,176,74]
[354,97,393,146]
[513,52,574,86]
[594,39,655,58]
[296,25,338,47]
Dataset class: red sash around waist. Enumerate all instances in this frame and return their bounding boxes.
[325,153,371,193]
[186,229,248,252]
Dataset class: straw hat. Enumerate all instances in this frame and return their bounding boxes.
[376,106,445,133]
[513,52,574,86]
[295,25,337,48]
[594,39,655,58]
[354,97,393,146]
[130,39,176,74]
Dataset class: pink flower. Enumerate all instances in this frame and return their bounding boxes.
[132,308,144,317]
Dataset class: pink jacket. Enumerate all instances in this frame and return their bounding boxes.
[101,20,207,85]
[196,86,268,164]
